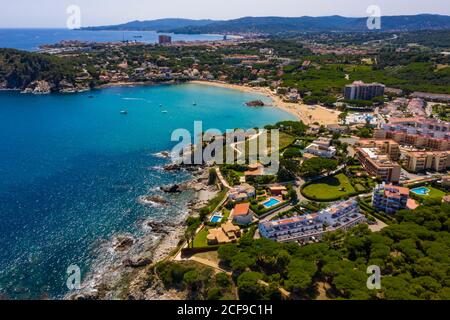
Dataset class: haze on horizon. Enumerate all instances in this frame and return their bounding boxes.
[1,0,450,28]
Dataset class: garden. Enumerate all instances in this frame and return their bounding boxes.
[301,173,361,202]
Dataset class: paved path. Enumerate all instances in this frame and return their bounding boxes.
[216,167,231,189]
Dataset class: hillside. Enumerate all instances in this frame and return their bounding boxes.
[84,14,450,34]
[82,18,220,31]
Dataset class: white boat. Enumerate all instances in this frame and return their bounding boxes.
[161,110,168,113]
[120,110,128,115]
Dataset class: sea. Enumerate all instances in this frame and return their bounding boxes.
[0,83,295,299]
[0,29,223,51]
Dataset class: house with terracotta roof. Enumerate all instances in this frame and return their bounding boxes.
[372,183,417,214]
[206,221,241,245]
[231,203,253,226]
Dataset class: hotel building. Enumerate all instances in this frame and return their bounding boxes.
[259,199,365,243]
[404,151,450,173]
[372,184,417,214]
[356,147,401,183]
[344,81,385,101]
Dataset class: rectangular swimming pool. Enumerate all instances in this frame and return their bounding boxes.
[210,215,222,223]
[263,198,281,208]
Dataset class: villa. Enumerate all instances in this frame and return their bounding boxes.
[372,183,417,214]
[304,137,337,158]
[259,199,365,244]
[231,203,253,226]
[228,183,256,202]
[268,185,288,196]
[207,221,241,245]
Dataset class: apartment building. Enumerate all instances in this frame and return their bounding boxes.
[259,199,365,244]
[344,81,385,100]
[158,35,172,45]
[375,117,450,151]
[356,147,401,183]
[372,184,415,214]
[357,139,401,161]
[404,151,450,172]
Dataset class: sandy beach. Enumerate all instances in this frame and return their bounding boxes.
[190,80,341,126]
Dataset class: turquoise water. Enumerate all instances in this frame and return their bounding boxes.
[210,215,222,223]
[0,29,223,51]
[0,83,294,299]
[411,187,430,196]
[263,198,281,208]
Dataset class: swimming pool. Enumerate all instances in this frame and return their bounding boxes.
[210,215,223,223]
[411,187,430,196]
[263,198,281,208]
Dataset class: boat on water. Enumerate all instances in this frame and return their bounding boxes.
[161,110,168,113]
[120,110,128,115]
[193,102,197,106]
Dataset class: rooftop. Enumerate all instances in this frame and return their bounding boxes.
[232,203,251,216]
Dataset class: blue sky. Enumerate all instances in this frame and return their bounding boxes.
[1,0,450,28]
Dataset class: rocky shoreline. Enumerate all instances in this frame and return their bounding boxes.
[67,163,217,300]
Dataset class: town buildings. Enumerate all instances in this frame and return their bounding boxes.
[259,199,365,243]
[344,81,385,101]
[372,184,417,214]
[404,151,450,173]
[304,137,337,158]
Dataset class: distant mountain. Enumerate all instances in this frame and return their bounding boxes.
[84,14,450,34]
[82,18,220,31]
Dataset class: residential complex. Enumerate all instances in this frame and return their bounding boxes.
[375,117,450,151]
[259,199,366,243]
[356,146,401,183]
[344,81,385,101]
[404,151,450,173]
[304,137,337,158]
[372,184,417,214]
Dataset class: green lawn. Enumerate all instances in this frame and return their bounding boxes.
[301,173,357,201]
[193,228,209,248]
[412,186,447,200]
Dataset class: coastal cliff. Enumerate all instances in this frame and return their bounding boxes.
[68,166,218,300]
